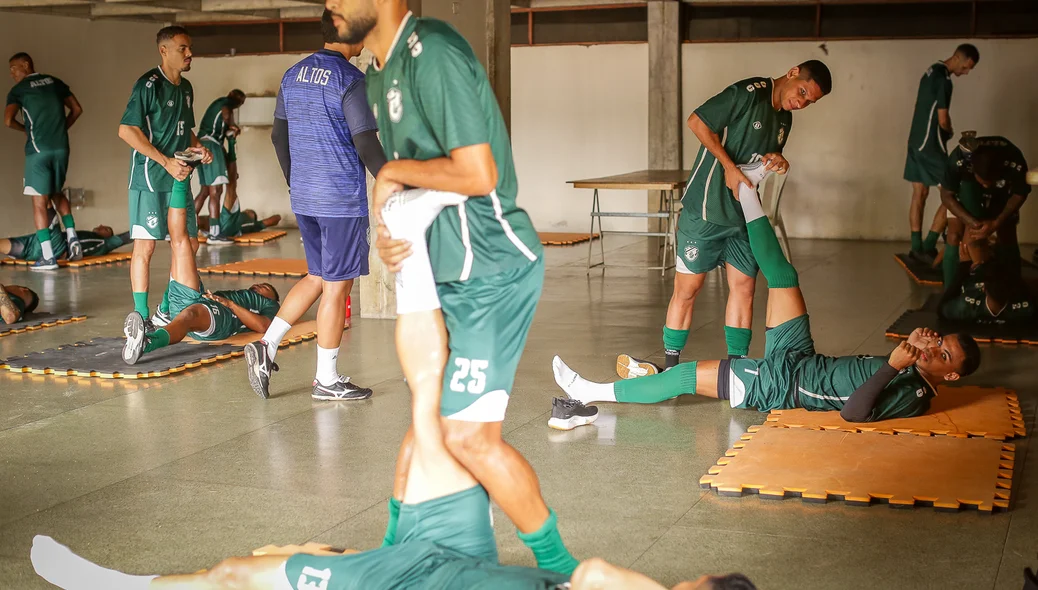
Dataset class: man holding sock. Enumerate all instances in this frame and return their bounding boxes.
[557,163,982,425]
[653,60,831,379]
[939,135,1029,286]
[904,44,979,262]
[5,52,84,269]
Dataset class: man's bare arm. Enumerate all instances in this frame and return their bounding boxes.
[210,295,273,334]
[377,143,497,197]
[940,188,977,225]
[688,113,737,171]
[937,108,952,133]
[4,104,25,132]
[118,124,191,181]
[64,95,83,130]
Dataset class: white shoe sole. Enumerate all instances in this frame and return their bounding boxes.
[30,264,58,271]
[548,412,599,431]
[122,314,145,364]
[616,354,657,379]
[244,343,270,399]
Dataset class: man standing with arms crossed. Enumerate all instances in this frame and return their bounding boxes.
[194,89,245,244]
[903,44,979,262]
[5,52,84,269]
[245,10,386,401]
[643,62,831,377]
[118,26,211,325]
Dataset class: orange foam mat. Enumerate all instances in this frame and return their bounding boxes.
[539,232,599,246]
[187,320,319,346]
[759,386,1025,440]
[198,230,287,244]
[199,258,308,277]
[1,252,131,268]
[700,427,1014,512]
[0,314,86,338]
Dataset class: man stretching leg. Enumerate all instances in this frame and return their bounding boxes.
[194,89,245,244]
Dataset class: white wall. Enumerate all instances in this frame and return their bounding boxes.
[0,13,158,237]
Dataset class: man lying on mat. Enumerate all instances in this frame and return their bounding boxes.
[2,221,130,262]
[121,178,280,365]
[549,161,982,430]
[939,235,1035,326]
[0,283,39,324]
[198,206,281,238]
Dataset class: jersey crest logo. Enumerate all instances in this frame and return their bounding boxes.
[996,179,1006,188]
[915,388,925,398]
[387,88,403,123]
[167,100,174,107]
[753,121,762,130]
[777,127,786,145]
[407,32,423,58]
[146,214,159,229]
[745,84,755,92]
[685,245,699,262]
[753,81,763,89]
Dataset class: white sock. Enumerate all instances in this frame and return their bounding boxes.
[66,227,77,241]
[210,223,220,236]
[41,238,54,260]
[31,535,156,590]
[315,345,340,386]
[552,356,616,403]
[263,316,291,359]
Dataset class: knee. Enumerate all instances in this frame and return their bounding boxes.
[728,274,756,300]
[133,240,156,257]
[206,557,252,587]
[444,424,497,461]
[672,277,703,302]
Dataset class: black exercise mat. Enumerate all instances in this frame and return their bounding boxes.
[895,253,1038,286]
[886,294,1038,345]
[0,313,85,337]
[0,337,241,379]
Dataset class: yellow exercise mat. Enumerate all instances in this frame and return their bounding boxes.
[1,252,132,268]
[539,232,599,246]
[0,313,86,337]
[199,258,308,277]
[198,230,287,244]
[700,427,1014,512]
[760,386,1025,440]
[186,320,320,346]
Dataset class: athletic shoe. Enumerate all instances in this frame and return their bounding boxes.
[66,236,83,262]
[738,159,771,188]
[207,233,234,245]
[244,341,278,399]
[311,376,373,401]
[174,149,204,168]
[616,353,660,379]
[122,311,147,365]
[151,305,171,328]
[907,249,936,266]
[548,397,599,431]
[30,257,58,271]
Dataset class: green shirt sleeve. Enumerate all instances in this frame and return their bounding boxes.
[103,235,126,253]
[120,79,150,129]
[5,84,20,107]
[184,80,196,130]
[55,77,72,101]
[941,148,964,192]
[412,34,490,153]
[693,83,748,135]
[868,376,931,422]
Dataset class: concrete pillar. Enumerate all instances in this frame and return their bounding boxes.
[647,0,682,231]
[422,0,511,130]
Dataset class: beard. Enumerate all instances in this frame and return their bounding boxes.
[334,11,376,45]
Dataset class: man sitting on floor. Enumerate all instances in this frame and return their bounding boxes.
[550,162,982,428]
[940,236,1034,326]
[198,205,281,238]
[121,178,280,365]
[0,283,39,324]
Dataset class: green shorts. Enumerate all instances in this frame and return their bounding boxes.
[165,279,242,341]
[675,215,759,278]
[6,230,67,261]
[217,202,261,236]
[437,258,544,421]
[23,150,69,196]
[728,314,814,411]
[903,146,944,187]
[129,189,198,240]
[284,486,498,589]
[197,138,229,187]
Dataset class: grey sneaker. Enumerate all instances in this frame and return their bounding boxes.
[67,236,83,261]
[31,257,58,271]
[207,233,234,245]
[122,311,147,365]
[312,376,372,401]
[244,341,278,399]
[548,397,599,431]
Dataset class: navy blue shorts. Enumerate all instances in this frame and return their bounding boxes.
[297,214,370,282]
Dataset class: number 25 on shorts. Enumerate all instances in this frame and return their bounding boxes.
[449,358,489,394]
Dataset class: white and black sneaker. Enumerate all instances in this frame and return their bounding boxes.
[31,257,58,271]
[122,311,147,365]
[616,353,660,379]
[244,341,278,399]
[207,233,234,245]
[548,397,599,431]
[312,375,373,401]
[67,236,83,262]
[174,149,204,168]
[151,304,171,328]
[737,159,771,188]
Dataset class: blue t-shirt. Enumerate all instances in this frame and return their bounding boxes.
[275,49,376,218]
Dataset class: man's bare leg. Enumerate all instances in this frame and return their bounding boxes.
[313,279,352,388]
[661,272,705,368]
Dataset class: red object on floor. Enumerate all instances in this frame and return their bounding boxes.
[345,295,352,328]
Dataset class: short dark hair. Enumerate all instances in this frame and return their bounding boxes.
[254,282,280,303]
[952,333,981,377]
[24,289,40,315]
[229,89,246,101]
[956,43,980,64]
[971,146,1004,182]
[9,52,33,70]
[797,59,832,96]
[157,25,189,45]
[321,9,342,44]
[708,573,758,590]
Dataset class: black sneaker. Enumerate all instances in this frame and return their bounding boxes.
[31,257,58,271]
[312,376,373,401]
[908,250,936,266]
[122,311,147,365]
[67,236,83,262]
[615,353,660,379]
[207,233,234,245]
[548,397,599,431]
[244,341,278,399]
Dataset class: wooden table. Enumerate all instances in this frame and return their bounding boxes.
[569,169,689,276]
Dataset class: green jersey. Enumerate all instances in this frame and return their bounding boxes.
[215,288,280,334]
[120,67,195,193]
[942,136,1030,217]
[792,356,936,420]
[683,77,792,227]
[5,73,72,154]
[365,14,542,283]
[907,62,952,155]
[941,261,1035,324]
[78,231,128,257]
[198,96,231,142]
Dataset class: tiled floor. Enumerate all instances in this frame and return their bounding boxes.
[0,233,1035,589]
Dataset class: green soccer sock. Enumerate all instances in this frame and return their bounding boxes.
[922,231,940,253]
[36,229,54,260]
[724,326,752,357]
[61,214,76,230]
[941,244,960,287]
[170,178,191,208]
[911,231,923,253]
[380,497,401,547]
[517,509,579,575]
[615,361,697,404]
[132,292,149,317]
[746,218,799,288]
[143,328,170,353]
[663,326,689,368]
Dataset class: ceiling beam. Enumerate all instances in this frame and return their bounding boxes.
[91,2,176,15]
